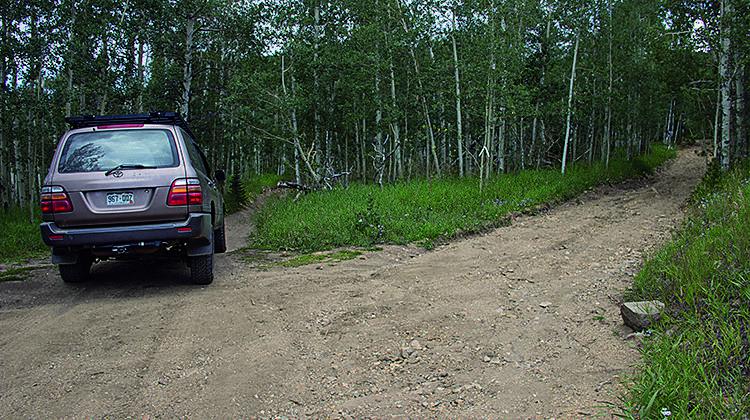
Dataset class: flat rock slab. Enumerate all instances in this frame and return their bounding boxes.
[621,300,665,331]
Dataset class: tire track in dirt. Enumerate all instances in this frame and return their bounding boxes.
[0,148,705,417]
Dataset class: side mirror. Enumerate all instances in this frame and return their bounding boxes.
[215,170,227,183]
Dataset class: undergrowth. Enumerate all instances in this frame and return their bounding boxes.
[252,145,675,252]
[623,159,750,418]
[0,208,47,264]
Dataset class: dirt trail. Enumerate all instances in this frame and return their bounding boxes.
[0,149,705,418]
[224,206,254,252]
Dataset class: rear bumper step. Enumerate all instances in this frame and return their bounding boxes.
[40,213,211,248]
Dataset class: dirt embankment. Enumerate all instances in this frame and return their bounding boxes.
[0,149,705,417]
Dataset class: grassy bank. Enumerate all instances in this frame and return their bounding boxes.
[624,161,750,417]
[252,145,675,251]
[0,209,47,264]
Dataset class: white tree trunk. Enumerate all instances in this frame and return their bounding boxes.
[561,32,579,175]
[735,54,745,158]
[719,0,733,170]
[313,1,322,166]
[137,37,144,113]
[714,76,721,158]
[604,0,613,167]
[181,17,195,119]
[375,71,385,187]
[389,59,402,179]
[451,14,464,177]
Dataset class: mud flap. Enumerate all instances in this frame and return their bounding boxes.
[187,230,214,257]
[51,249,79,265]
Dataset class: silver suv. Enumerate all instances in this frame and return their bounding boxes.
[40,112,226,284]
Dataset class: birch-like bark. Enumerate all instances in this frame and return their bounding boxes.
[666,99,675,146]
[530,105,538,167]
[451,12,464,177]
[181,17,195,119]
[735,55,745,158]
[519,117,525,170]
[713,76,721,158]
[719,0,732,170]
[374,71,385,188]
[587,101,595,163]
[65,5,76,118]
[354,120,361,179]
[389,59,402,178]
[0,15,7,207]
[498,117,505,173]
[561,32,579,175]
[137,36,144,112]
[603,0,613,167]
[313,1,322,166]
[98,31,109,115]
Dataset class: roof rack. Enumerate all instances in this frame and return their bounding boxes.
[65,112,194,138]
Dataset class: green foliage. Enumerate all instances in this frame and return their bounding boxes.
[624,161,750,418]
[0,209,47,264]
[224,175,249,214]
[252,145,675,252]
[244,174,283,201]
[224,173,282,214]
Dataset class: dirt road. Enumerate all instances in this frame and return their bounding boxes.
[0,149,704,418]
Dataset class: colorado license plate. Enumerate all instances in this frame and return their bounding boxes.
[106,192,134,206]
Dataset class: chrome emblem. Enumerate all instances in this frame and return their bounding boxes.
[112,170,124,178]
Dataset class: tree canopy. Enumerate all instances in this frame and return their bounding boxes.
[0,0,747,209]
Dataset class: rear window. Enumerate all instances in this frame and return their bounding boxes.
[58,129,179,173]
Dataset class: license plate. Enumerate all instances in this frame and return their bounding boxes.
[106,192,135,206]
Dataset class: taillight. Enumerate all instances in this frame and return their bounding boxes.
[41,186,74,214]
[167,178,202,206]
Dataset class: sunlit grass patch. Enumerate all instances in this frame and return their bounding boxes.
[252,145,675,252]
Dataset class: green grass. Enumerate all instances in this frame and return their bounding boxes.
[0,209,47,264]
[274,250,363,267]
[244,173,283,201]
[252,145,676,252]
[0,266,40,282]
[622,160,750,418]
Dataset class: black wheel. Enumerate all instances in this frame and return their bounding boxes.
[189,253,214,285]
[59,256,92,283]
[214,221,227,254]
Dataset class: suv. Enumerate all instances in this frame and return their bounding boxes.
[40,112,226,285]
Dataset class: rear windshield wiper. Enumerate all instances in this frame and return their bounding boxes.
[105,164,156,176]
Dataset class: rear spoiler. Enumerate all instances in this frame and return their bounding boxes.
[65,112,195,138]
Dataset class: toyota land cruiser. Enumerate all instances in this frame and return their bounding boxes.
[40,112,226,285]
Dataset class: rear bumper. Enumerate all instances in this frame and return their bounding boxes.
[40,213,211,248]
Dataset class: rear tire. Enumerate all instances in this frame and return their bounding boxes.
[59,256,92,283]
[189,253,214,285]
[214,221,227,254]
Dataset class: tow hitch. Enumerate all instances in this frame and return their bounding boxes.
[93,241,164,257]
